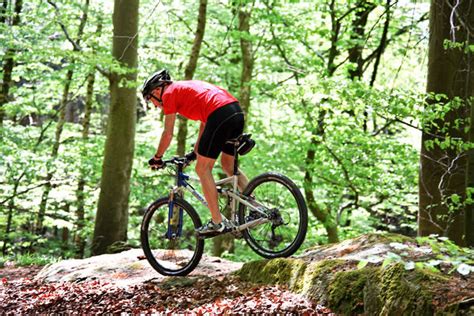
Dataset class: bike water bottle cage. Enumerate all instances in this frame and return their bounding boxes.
[142,69,172,100]
[237,134,256,155]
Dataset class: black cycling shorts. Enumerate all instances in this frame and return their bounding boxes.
[198,102,244,159]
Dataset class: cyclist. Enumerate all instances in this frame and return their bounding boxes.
[142,69,249,236]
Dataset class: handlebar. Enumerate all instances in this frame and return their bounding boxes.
[161,156,192,169]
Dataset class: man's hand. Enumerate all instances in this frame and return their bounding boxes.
[148,156,164,170]
[185,151,197,163]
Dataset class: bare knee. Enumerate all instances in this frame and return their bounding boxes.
[195,158,215,177]
[195,163,208,177]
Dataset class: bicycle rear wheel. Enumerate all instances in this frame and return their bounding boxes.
[141,197,204,276]
[238,172,308,258]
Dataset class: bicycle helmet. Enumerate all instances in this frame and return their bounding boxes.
[142,69,172,100]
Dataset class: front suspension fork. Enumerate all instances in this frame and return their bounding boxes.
[166,189,184,239]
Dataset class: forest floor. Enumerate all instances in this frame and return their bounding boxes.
[0,261,334,314]
[3,234,472,314]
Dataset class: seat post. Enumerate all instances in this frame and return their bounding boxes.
[233,144,240,176]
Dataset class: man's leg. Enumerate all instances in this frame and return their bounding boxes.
[221,153,249,191]
[195,155,222,224]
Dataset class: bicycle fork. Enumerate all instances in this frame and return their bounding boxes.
[166,190,184,239]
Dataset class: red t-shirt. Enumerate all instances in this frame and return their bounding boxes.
[161,80,238,122]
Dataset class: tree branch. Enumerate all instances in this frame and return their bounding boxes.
[446,0,474,40]
[363,11,429,69]
[263,0,324,62]
[371,118,395,136]
[0,180,67,206]
[324,144,359,205]
[46,0,82,51]
[369,0,391,86]
[168,10,228,67]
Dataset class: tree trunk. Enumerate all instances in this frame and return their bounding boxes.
[368,0,391,132]
[327,0,340,76]
[75,19,100,258]
[2,200,14,255]
[0,0,23,125]
[467,128,474,246]
[0,0,8,24]
[176,116,188,156]
[36,0,90,235]
[346,1,375,131]
[2,173,23,255]
[75,71,95,258]
[36,69,73,234]
[418,0,473,246]
[238,5,253,117]
[467,108,474,246]
[176,0,207,156]
[300,1,342,243]
[92,0,139,255]
[184,0,207,81]
[213,1,254,255]
[61,204,70,251]
[369,0,391,87]
[304,135,339,243]
[268,7,338,243]
[347,1,374,80]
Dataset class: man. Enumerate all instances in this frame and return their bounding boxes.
[142,69,249,235]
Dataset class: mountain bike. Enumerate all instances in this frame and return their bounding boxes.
[140,134,308,276]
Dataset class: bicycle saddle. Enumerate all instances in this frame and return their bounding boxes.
[226,134,256,156]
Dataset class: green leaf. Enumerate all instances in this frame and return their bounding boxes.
[382,258,393,268]
[357,260,369,269]
[450,194,460,204]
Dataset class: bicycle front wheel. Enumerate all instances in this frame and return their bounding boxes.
[238,172,308,258]
[141,197,204,276]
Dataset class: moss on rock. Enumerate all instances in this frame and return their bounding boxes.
[328,267,378,315]
[376,263,437,316]
[236,233,466,315]
[299,259,346,304]
[235,258,306,289]
[364,232,413,244]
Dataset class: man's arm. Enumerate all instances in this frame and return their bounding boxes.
[155,114,176,158]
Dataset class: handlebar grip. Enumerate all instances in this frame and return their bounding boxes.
[161,157,188,166]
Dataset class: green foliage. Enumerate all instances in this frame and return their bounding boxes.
[356,235,474,276]
[0,253,60,267]
[0,0,436,259]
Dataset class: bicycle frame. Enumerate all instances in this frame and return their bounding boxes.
[168,166,269,237]
[179,172,264,212]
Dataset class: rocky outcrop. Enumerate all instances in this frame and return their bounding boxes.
[35,249,243,287]
[236,233,474,315]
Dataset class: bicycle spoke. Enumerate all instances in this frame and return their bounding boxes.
[141,197,204,276]
[239,173,307,258]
